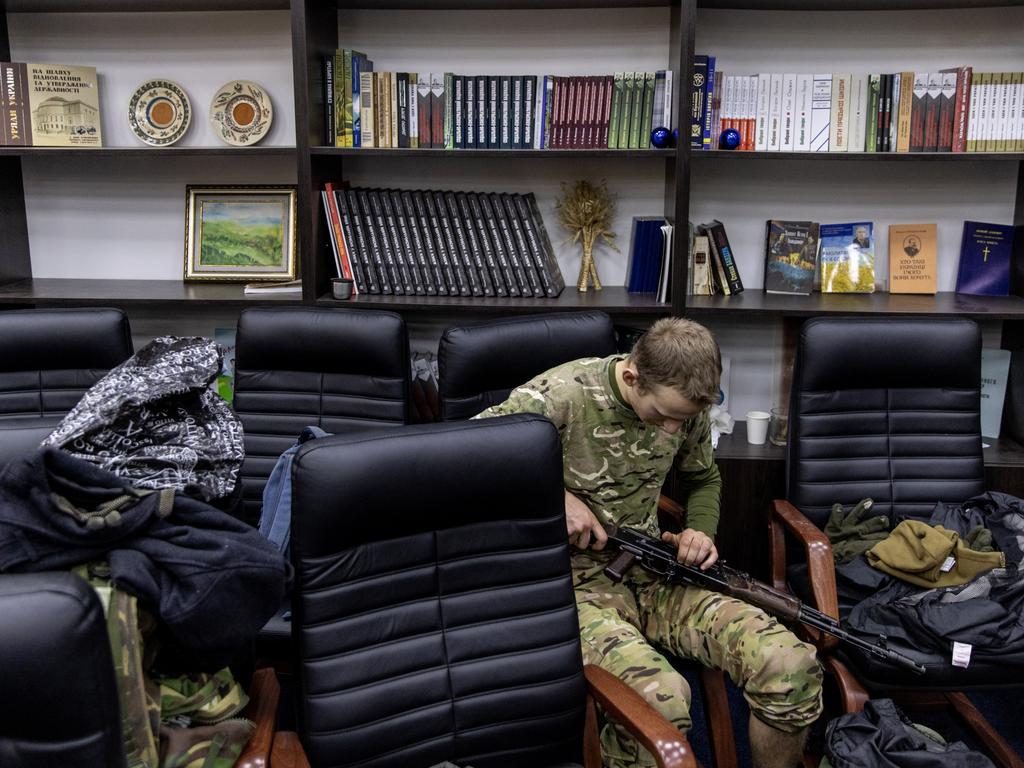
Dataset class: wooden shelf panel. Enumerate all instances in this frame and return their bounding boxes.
[0,147,295,158]
[315,286,671,315]
[5,1,288,10]
[312,147,675,158]
[685,292,1024,320]
[691,150,1024,162]
[0,279,302,306]
[698,0,1024,10]
[334,0,672,8]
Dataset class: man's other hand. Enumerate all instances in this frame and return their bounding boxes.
[661,528,718,570]
[565,491,607,551]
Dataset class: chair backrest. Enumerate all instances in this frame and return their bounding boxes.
[0,572,124,768]
[233,307,410,524]
[787,316,985,528]
[289,415,586,768]
[0,308,133,419]
[438,310,617,420]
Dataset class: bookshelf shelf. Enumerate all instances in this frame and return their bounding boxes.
[697,0,1024,9]
[315,285,671,315]
[685,292,1024,320]
[0,279,302,307]
[0,147,296,158]
[691,150,1024,162]
[311,147,676,159]
[4,1,288,10]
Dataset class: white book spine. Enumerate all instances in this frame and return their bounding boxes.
[746,75,756,148]
[780,73,796,151]
[409,81,418,147]
[768,73,783,150]
[849,74,868,152]
[967,74,979,150]
[795,74,812,151]
[663,69,673,131]
[360,71,375,148]
[721,75,733,139]
[755,74,770,151]
[830,74,851,151]
[810,73,832,151]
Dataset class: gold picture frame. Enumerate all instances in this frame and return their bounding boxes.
[184,185,297,282]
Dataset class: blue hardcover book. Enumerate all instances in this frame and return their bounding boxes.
[702,56,716,150]
[955,221,1014,296]
[764,220,819,295]
[820,221,875,293]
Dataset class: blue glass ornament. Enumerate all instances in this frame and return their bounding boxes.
[719,127,742,150]
[650,126,671,149]
[672,127,679,145]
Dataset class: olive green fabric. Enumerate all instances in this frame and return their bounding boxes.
[866,520,1005,588]
[823,499,891,565]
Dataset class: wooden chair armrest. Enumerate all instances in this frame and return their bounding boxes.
[769,499,840,651]
[236,667,280,768]
[658,494,685,523]
[270,731,311,768]
[820,655,868,714]
[584,664,696,768]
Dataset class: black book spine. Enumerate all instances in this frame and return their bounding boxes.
[323,56,335,146]
[520,192,564,296]
[380,188,415,294]
[354,189,391,294]
[455,192,495,297]
[479,192,520,297]
[502,193,544,297]
[336,189,370,294]
[513,193,555,297]
[512,75,524,148]
[490,192,531,296]
[488,76,500,148]
[500,75,512,149]
[388,189,425,294]
[424,191,465,295]
[453,75,465,149]
[523,75,536,149]
[399,190,436,295]
[467,192,507,297]
[476,75,487,150]
[411,190,449,295]
[368,189,404,294]
[439,190,479,296]
[396,72,410,148]
[465,75,476,148]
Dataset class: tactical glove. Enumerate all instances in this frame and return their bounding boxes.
[824,498,890,564]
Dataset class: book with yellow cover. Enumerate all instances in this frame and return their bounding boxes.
[1,62,102,147]
[888,223,937,294]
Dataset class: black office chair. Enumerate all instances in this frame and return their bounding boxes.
[233,306,411,526]
[271,415,694,768]
[767,316,1022,768]
[0,308,133,465]
[437,311,738,768]
[438,310,617,420]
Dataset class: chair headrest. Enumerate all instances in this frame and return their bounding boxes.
[0,308,132,371]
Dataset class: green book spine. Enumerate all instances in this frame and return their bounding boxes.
[342,49,355,147]
[628,72,643,148]
[865,74,879,153]
[619,72,635,149]
[444,72,454,149]
[333,50,345,147]
[639,71,655,149]
[608,72,623,148]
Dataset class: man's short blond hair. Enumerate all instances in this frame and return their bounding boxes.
[630,318,721,408]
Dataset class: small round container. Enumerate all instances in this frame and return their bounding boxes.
[331,278,354,300]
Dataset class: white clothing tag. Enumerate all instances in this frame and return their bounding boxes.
[952,641,972,668]
[940,556,956,573]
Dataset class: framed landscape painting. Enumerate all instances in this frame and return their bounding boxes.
[184,185,297,281]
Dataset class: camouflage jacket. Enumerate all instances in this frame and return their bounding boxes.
[475,355,717,538]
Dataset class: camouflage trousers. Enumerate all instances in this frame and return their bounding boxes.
[573,553,823,768]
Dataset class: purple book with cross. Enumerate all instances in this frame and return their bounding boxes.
[955,221,1014,296]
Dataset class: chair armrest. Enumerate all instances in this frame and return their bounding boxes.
[584,664,696,768]
[768,499,840,651]
[658,494,685,523]
[236,667,280,768]
[270,731,311,768]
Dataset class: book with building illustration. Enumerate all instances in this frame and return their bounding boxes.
[1,62,102,147]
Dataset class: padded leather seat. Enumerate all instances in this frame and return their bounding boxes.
[0,308,133,466]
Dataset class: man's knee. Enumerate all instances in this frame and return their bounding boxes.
[744,636,823,732]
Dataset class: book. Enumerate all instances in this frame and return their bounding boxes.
[888,223,937,294]
[322,56,335,146]
[244,279,302,294]
[809,73,831,151]
[820,222,875,293]
[980,347,1012,438]
[703,220,743,294]
[955,221,1015,296]
[1,62,102,147]
[690,234,713,296]
[764,220,819,295]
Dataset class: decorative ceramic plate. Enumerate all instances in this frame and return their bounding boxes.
[128,79,192,147]
[210,80,273,146]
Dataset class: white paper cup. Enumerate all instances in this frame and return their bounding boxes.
[745,411,770,445]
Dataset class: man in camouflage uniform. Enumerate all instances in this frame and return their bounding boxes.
[476,318,822,768]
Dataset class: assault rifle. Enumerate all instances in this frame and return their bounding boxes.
[603,524,926,675]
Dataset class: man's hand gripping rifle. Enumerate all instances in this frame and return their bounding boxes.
[603,524,926,675]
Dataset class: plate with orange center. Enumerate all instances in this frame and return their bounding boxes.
[128,79,192,147]
[210,80,273,146]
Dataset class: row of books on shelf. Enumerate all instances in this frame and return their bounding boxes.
[324,50,674,150]
[624,218,675,303]
[692,56,1024,152]
[322,185,565,299]
[689,218,1019,297]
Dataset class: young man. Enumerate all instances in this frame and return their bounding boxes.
[475,317,822,768]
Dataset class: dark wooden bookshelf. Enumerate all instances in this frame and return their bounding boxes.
[4,1,287,10]
[0,147,295,158]
[0,279,302,307]
[685,292,1024,320]
[698,0,1024,9]
[316,285,671,316]
[311,147,676,159]
[691,150,1024,162]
